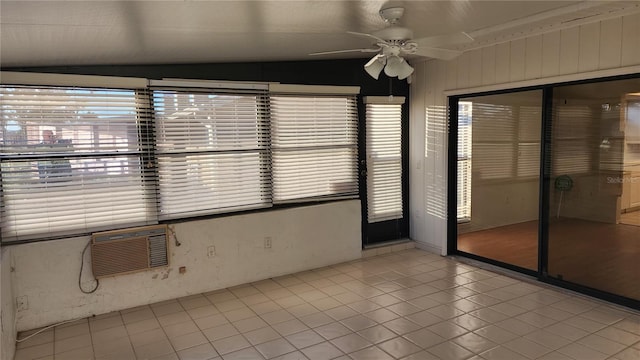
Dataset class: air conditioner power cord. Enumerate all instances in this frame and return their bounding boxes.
[79,240,99,294]
[16,241,100,344]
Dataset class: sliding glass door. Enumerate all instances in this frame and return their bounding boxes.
[451,76,640,307]
[456,91,542,271]
[548,78,640,302]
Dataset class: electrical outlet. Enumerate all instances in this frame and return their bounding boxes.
[16,296,28,311]
[264,236,272,249]
[207,246,216,258]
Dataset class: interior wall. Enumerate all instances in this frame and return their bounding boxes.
[459,181,540,234]
[1,247,16,360]
[11,200,361,331]
[4,59,409,96]
[410,13,640,253]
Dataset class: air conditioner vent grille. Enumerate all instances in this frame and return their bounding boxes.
[149,234,168,267]
[91,225,169,278]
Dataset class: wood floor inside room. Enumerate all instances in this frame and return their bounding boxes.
[458,218,640,301]
[620,209,640,226]
[458,221,539,271]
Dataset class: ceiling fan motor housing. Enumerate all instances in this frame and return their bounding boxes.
[379,6,405,24]
[373,26,414,41]
[381,44,402,57]
[376,6,413,41]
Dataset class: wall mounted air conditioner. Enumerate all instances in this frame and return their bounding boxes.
[91,224,169,278]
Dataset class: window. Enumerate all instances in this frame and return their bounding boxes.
[365,97,404,223]
[467,101,542,181]
[517,106,542,177]
[471,103,516,180]
[552,105,593,174]
[457,101,472,222]
[152,88,270,219]
[425,105,448,218]
[0,75,361,242]
[270,92,358,202]
[0,85,155,241]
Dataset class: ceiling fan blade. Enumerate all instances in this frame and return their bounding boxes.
[414,32,474,48]
[309,48,380,56]
[413,47,464,60]
[346,31,387,44]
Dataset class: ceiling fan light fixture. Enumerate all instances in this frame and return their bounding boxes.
[364,55,386,80]
[381,55,414,80]
[384,55,402,77]
[396,59,414,80]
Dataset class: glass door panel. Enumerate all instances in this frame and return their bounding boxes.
[548,78,640,301]
[457,90,542,271]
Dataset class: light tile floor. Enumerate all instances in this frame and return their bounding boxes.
[14,248,640,360]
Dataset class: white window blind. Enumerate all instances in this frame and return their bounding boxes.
[553,105,593,174]
[0,85,156,242]
[270,95,358,202]
[458,101,472,222]
[152,89,271,219]
[472,103,515,180]
[425,105,448,219]
[365,98,404,223]
[518,106,542,178]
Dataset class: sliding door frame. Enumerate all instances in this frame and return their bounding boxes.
[446,74,640,310]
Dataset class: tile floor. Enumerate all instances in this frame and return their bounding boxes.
[14,248,640,360]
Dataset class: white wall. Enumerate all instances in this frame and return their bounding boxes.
[10,200,362,331]
[459,180,540,234]
[1,247,16,360]
[410,13,640,253]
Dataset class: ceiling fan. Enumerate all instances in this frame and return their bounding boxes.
[310,6,474,81]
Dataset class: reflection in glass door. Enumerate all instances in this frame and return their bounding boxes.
[456,91,542,271]
[548,79,640,301]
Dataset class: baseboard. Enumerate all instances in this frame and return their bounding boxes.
[414,241,442,255]
[361,240,415,258]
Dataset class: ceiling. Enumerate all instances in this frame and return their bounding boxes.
[1,1,638,68]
